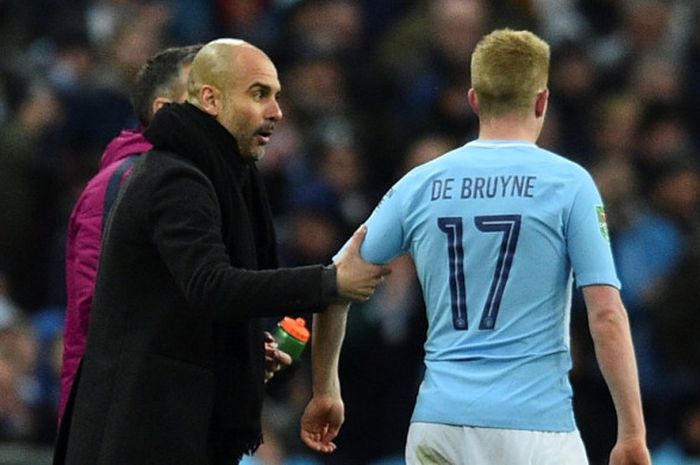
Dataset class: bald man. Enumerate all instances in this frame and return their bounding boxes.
[52,39,389,465]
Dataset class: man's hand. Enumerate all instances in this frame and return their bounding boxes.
[264,331,292,383]
[334,225,391,302]
[300,395,344,453]
[609,437,651,465]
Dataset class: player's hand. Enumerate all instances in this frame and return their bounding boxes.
[300,395,344,453]
[334,225,391,302]
[609,437,651,465]
[263,331,292,383]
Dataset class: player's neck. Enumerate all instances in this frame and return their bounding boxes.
[477,117,540,143]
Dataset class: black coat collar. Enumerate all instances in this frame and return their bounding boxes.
[145,102,252,186]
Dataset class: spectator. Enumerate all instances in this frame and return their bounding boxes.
[652,392,700,465]
[653,231,700,394]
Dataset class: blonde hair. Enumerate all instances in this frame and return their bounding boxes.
[470,29,550,118]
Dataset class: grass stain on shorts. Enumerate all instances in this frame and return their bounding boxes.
[416,445,452,465]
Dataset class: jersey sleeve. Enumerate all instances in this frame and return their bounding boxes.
[334,183,409,265]
[566,171,621,289]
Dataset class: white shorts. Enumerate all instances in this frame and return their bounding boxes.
[406,422,589,465]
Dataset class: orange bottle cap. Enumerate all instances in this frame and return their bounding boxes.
[279,317,310,343]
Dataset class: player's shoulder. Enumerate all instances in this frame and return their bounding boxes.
[401,145,466,180]
[385,149,459,202]
[534,146,594,180]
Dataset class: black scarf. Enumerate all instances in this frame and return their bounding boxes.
[144,102,277,459]
[145,102,277,268]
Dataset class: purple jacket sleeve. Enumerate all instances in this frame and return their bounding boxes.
[60,188,102,422]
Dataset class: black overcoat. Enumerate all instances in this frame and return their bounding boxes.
[54,103,337,465]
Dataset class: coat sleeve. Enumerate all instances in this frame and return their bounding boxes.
[147,165,336,321]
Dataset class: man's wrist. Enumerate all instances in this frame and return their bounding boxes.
[313,381,341,399]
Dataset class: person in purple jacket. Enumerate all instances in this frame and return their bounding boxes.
[58,45,203,424]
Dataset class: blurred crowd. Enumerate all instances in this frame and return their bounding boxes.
[1,0,700,464]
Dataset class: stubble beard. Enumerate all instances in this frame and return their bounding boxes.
[248,141,265,161]
[235,135,265,162]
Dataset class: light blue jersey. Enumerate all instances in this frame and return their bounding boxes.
[345,140,619,432]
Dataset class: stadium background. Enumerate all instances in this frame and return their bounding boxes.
[1,0,699,464]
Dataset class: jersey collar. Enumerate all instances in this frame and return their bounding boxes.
[466,139,538,149]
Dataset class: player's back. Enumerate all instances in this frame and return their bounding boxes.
[361,139,616,432]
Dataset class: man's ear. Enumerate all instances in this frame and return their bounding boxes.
[467,88,480,116]
[198,85,221,116]
[535,89,549,118]
[151,97,172,117]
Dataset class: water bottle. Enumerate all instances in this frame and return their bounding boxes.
[274,317,310,361]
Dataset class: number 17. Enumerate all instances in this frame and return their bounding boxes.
[437,214,521,330]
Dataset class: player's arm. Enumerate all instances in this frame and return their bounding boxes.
[582,285,651,465]
[300,302,349,453]
[567,171,650,464]
[301,183,407,452]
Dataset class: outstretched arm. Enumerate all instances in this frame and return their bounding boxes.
[149,167,389,319]
[583,285,651,465]
[300,302,350,453]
